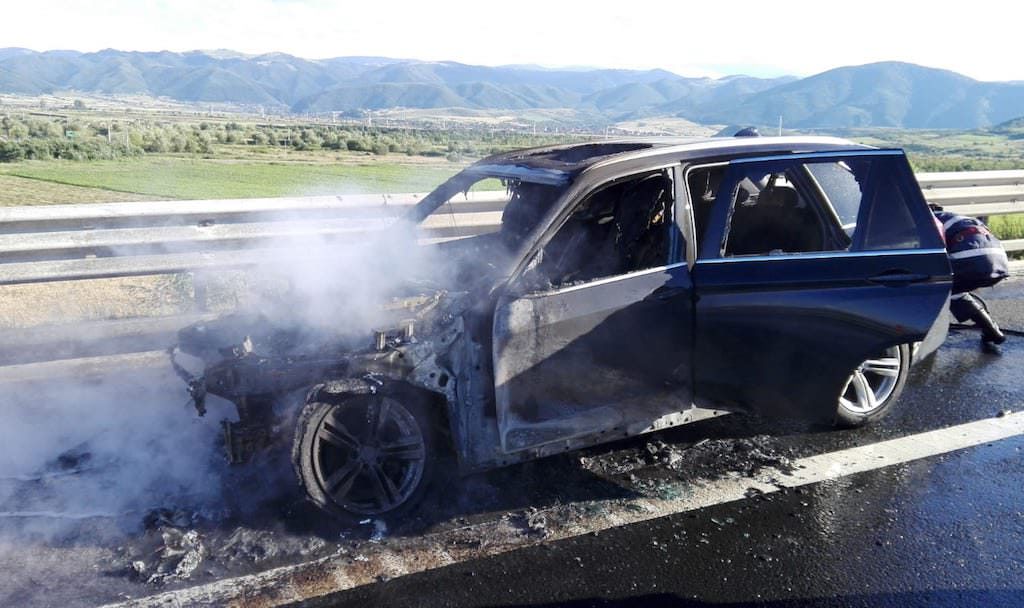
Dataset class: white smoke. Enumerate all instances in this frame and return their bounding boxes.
[0,187,498,545]
[0,372,228,540]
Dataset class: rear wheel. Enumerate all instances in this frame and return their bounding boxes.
[835,344,910,428]
[293,393,437,523]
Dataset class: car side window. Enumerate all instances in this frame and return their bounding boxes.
[715,155,922,258]
[855,163,923,250]
[525,170,675,290]
[686,165,725,245]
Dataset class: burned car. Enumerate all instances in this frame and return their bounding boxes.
[171,136,952,521]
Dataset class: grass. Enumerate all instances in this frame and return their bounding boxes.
[989,214,1024,242]
[0,174,167,205]
[0,156,468,203]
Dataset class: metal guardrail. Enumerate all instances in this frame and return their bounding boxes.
[0,192,508,285]
[917,170,1024,221]
[0,170,1022,379]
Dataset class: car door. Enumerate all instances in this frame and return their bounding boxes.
[491,168,695,454]
[690,150,951,421]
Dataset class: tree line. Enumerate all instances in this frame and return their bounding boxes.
[0,114,564,163]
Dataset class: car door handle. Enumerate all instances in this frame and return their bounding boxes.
[867,271,930,287]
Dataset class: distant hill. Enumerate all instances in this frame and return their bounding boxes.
[1,50,1022,129]
[993,115,1024,132]
[700,62,1024,128]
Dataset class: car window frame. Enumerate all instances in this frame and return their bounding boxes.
[506,164,683,296]
[696,149,939,261]
[681,161,728,267]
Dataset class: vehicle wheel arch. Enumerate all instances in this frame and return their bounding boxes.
[304,378,454,447]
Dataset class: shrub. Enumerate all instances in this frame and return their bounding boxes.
[0,141,24,162]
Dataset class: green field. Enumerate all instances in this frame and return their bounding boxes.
[990,214,1024,244]
[0,174,166,205]
[0,122,1021,245]
[0,157,466,204]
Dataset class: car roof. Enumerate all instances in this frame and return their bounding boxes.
[468,136,874,184]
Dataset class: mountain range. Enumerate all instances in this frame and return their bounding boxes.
[1,48,1022,129]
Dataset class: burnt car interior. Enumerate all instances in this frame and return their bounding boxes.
[528,169,673,290]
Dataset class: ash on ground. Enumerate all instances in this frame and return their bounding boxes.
[580,434,798,483]
[115,502,339,587]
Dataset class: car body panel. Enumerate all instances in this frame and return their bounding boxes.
[692,250,950,419]
[492,263,694,453]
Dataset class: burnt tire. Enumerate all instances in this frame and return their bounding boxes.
[292,392,438,524]
[834,343,911,428]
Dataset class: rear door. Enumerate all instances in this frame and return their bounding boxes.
[689,150,951,420]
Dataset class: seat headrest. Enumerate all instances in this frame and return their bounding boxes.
[758,185,798,207]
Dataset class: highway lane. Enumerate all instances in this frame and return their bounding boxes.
[1,281,1022,608]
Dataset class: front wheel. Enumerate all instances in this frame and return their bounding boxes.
[834,344,910,428]
[293,393,437,523]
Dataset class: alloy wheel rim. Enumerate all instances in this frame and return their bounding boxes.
[838,346,902,415]
[312,397,426,515]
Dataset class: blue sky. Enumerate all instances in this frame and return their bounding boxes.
[1,0,1019,81]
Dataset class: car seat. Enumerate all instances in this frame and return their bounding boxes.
[726,184,824,256]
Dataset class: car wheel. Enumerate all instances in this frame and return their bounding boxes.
[293,393,437,523]
[835,344,910,428]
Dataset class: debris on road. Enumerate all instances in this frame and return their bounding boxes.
[220,527,328,564]
[364,519,387,543]
[134,528,206,586]
[511,507,550,538]
[580,433,796,482]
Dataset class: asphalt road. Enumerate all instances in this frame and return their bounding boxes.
[1,281,1023,607]
[318,439,1024,608]
[310,281,1024,608]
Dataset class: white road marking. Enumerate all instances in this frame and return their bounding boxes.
[104,411,1024,608]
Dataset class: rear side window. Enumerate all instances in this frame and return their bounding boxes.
[856,164,923,250]
[700,153,925,258]
[806,162,862,227]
